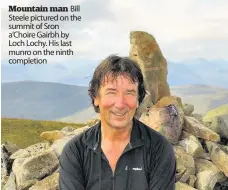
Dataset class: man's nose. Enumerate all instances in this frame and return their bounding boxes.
[114,94,126,109]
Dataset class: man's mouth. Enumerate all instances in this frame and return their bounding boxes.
[112,112,126,116]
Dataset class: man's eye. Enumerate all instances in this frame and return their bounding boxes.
[127,92,135,95]
[106,91,116,94]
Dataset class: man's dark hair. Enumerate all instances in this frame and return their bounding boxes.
[88,55,146,113]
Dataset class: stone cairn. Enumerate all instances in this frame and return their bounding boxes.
[1,31,228,190]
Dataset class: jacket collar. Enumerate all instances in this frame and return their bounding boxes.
[84,118,144,153]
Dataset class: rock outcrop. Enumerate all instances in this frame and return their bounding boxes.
[129,31,170,107]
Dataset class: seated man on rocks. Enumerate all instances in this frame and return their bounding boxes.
[59,55,176,190]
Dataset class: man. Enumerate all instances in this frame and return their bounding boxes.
[59,55,176,190]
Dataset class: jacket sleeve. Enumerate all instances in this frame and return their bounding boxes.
[148,137,176,190]
[59,139,85,190]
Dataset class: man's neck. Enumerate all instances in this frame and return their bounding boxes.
[101,122,132,142]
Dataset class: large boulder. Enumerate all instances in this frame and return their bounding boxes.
[29,172,59,190]
[178,135,205,157]
[25,143,50,157]
[61,126,75,132]
[206,141,228,177]
[195,158,227,183]
[195,170,220,190]
[183,116,220,142]
[1,142,19,178]
[205,116,228,138]
[140,96,184,144]
[129,31,170,106]
[50,136,74,158]
[50,126,91,157]
[3,172,17,190]
[135,92,153,119]
[40,131,65,143]
[183,103,194,116]
[12,150,59,189]
[173,146,195,183]
[10,149,31,160]
[175,182,197,190]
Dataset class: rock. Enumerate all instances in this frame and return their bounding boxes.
[72,126,91,135]
[40,131,65,143]
[183,103,194,116]
[29,172,59,190]
[208,116,222,134]
[129,31,170,105]
[61,126,75,132]
[86,119,100,127]
[25,143,49,157]
[1,175,9,188]
[206,141,228,177]
[155,96,183,109]
[217,144,228,154]
[214,180,228,190]
[3,172,16,190]
[12,150,59,189]
[220,115,228,139]
[19,179,38,190]
[191,113,203,122]
[180,131,192,140]
[183,116,220,142]
[195,158,227,182]
[178,135,205,157]
[175,182,197,190]
[50,126,92,157]
[218,116,228,138]
[1,142,18,178]
[1,142,19,155]
[197,153,211,160]
[206,116,228,138]
[187,175,197,187]
[50,136,74,158]
[10,149,30,160]
[140,100,184,144]
[195,170,224,190]
[135,92,153,119]
[173,146,195,182]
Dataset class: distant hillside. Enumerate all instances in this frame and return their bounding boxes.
[58,85,228,123]
[171,85,228,114]
[1,118,85,148]
[2,59,228,88]
[58,106,99,123]
[1,81,91,120]
[2,81,228,122]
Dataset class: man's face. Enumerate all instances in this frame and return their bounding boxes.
[94,75,139,130]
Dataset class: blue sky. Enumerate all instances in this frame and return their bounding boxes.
[1,0,228,63]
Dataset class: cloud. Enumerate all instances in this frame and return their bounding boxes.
[1,0,228,63]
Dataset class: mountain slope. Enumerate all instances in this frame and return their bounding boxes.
[1,81,91,120]
[2,59,228,88]
[58,85,228,123]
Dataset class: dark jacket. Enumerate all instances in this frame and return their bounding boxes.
[59,118,176,190]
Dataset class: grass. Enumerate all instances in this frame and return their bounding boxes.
[1,117,86,149]
[203,104,228,122]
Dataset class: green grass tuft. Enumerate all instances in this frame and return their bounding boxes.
[1,117,86,148]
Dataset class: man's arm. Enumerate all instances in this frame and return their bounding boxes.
[59,139,85,190]
[148,137,176,190]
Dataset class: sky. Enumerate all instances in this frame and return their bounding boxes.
[1,0,228,63]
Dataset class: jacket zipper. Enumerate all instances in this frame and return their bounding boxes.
[112,172,115,190]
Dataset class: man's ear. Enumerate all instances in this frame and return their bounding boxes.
[94,97,99,106]
[136,100,139,108]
